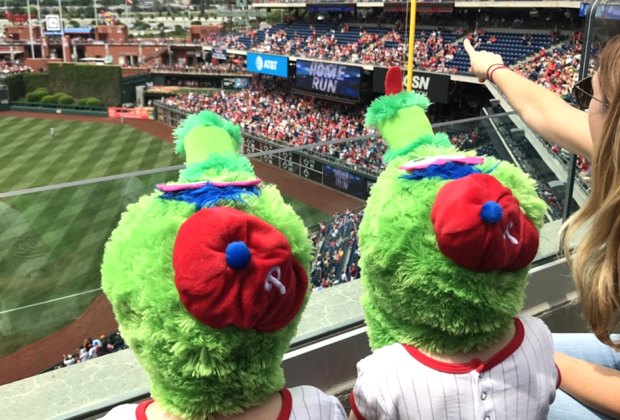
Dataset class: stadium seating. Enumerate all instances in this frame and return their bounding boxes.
[231,22,561,74]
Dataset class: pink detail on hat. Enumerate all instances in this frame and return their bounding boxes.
[157,178,262,192]
[265,266,286,295]
[503,223,519,245]
[399,156,485,171]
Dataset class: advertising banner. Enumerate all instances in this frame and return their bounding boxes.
[372,67,450,104]
[246,52,289,78]
[295,60,361,100]
[212,48,227,60]
[323,164,368,199]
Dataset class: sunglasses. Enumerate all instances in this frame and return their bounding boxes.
[572,76,609,110]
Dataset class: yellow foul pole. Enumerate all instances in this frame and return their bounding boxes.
[405,0,417,92]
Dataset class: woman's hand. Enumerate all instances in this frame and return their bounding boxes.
[463,39,505,83]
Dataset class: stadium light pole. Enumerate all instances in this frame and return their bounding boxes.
[405,0,417,92]
[36,0,41,25]
[94,1,99,26]
[26,0,35,58]
[58,0,66,63]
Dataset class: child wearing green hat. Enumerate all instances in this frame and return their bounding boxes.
[350,68,559,420]
[101,111,346,420]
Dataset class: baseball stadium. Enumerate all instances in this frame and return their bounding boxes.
[0,0,619,418]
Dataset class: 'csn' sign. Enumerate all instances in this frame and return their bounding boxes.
[372,67,450,104]
[246,52,289,78]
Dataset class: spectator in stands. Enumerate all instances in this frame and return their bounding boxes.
[465,35,620,419]
[62,354,76,367]
[0,59,32,75]
[56,331,124,370]
[78,347,89,363]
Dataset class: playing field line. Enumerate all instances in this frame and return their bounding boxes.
[0,288,102,315]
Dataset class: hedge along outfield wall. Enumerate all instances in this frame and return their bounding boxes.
[5,73,50,101]
[48,63,122,106]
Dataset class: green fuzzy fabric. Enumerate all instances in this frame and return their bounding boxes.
[174,111,243,156]
[382,132,451,164]
[178,154,256,183]
[102,134,312,418]
[358,143,547,354]
[365,91,431,129]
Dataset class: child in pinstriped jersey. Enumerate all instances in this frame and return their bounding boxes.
[99,111,347,420]
[465,35,620,420]
[350,67,557,420]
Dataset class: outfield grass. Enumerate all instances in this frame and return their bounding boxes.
[0,116,182,193]
[0,117,183,355]
[0,116,327,356]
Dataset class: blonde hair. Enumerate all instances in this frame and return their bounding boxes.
[562,34,620,350]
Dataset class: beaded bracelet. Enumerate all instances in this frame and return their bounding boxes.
[487,64,509,84]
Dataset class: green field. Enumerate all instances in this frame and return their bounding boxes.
[0,116,326,355]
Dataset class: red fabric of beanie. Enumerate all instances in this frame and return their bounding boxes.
[430,174,539,272]
[173,207,308,332]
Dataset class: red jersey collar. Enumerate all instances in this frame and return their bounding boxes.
[402,318,525,374]
[134,388,292,420]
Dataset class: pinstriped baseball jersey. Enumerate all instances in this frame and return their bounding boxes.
[351,317,559,420]
[289,385,347,419]
[101,386,346,419]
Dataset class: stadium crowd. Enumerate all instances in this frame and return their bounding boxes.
[310,210,362,289]
[245,27,459,72]
[54,331,126,370]
[0,60,32,75]
[514,32,583,99]
[415,31,461,74]
[204,33,250,51]
[161,84,495,174]
[512,32,591,188]
[161,88,387,172]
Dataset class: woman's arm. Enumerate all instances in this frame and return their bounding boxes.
[555,352,620,418]
[463,39,593,160]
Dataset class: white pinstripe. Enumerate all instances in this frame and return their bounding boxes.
[289,385,347,420]
[101,386,346,420]
[352,316,557,420]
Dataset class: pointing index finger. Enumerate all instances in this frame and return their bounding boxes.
[463,38,475,56]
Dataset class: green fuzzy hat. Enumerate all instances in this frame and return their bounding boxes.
[366,67,434,153]
[173,110,243,163]
[359,74,547,355]
[101,111,312,419]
